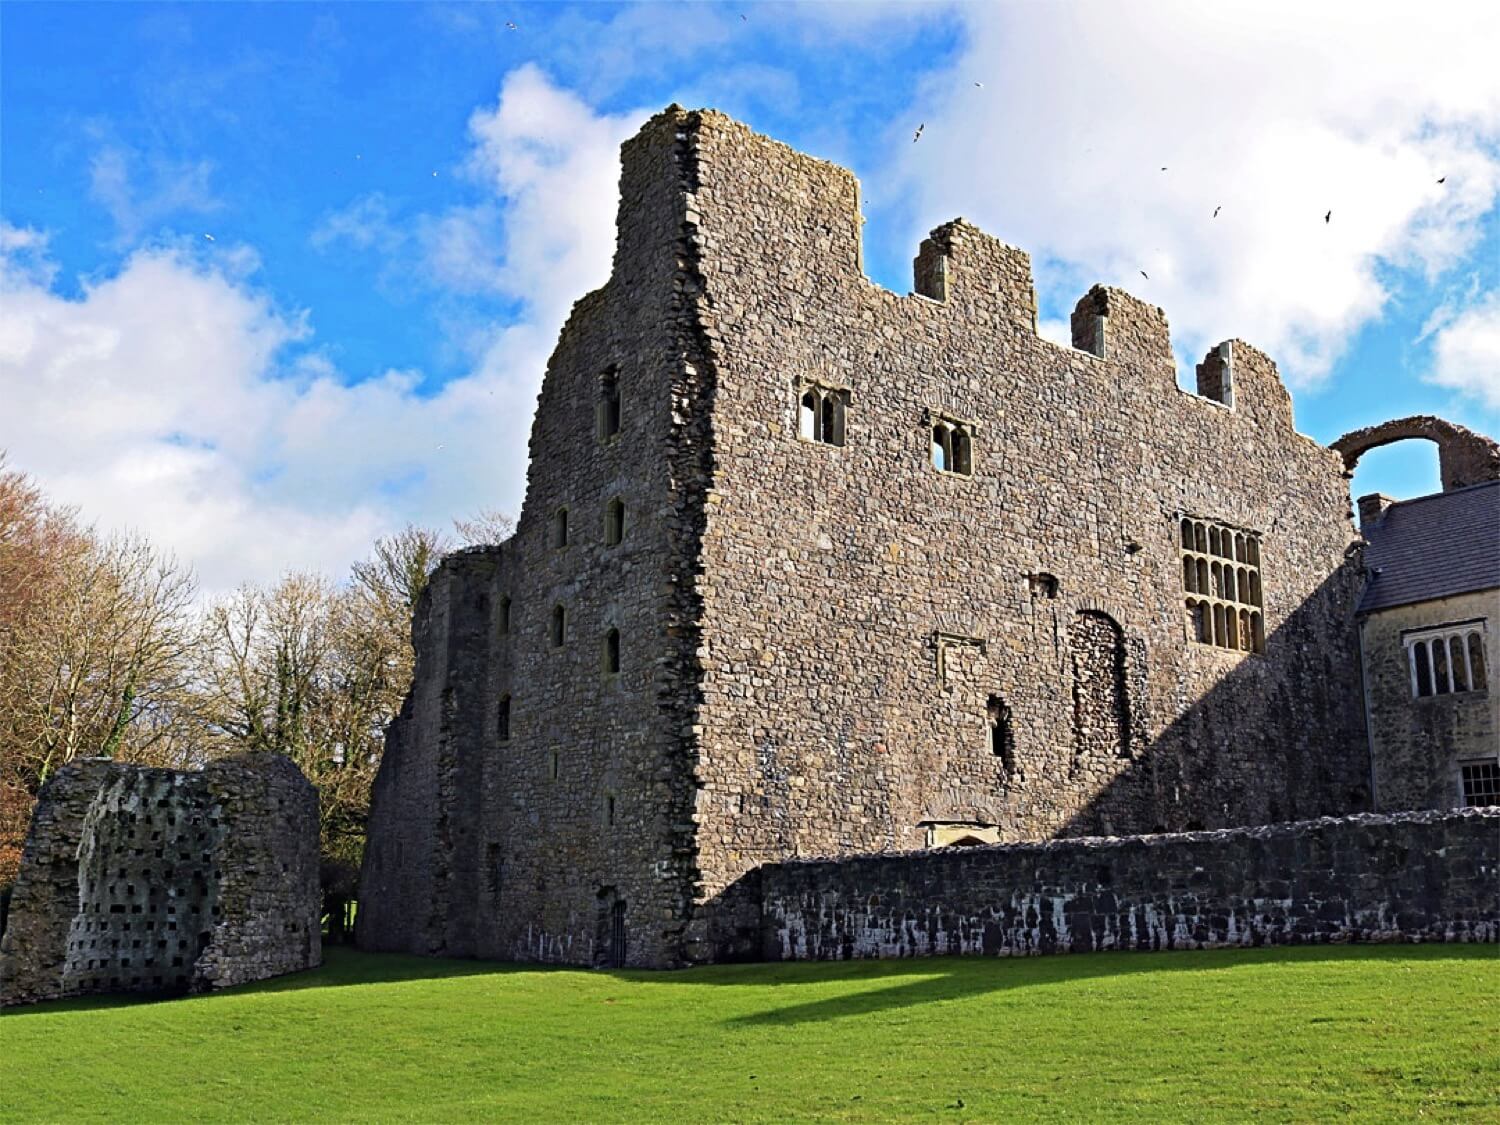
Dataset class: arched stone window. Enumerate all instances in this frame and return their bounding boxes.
[498,595,512,635]
[603,628,621,675]
[930,416,975,476]
[550,605,566,648]
[1407,624,1489,698]
[1069,610,1131,761]
[604,498,625,547]
[797,381,847,446]
[497,695,511,742]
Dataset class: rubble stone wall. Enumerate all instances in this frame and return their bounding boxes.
[0,755,320,1006]
[759,809,1499,961]
[359,106,1379,968]
[684,110,1370,954]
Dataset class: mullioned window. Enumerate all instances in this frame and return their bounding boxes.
[1180,517,1264,654]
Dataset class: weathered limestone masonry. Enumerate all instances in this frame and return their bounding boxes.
[0,755,320,1006]
[360,106,1374,969]
[761,810,1499,960]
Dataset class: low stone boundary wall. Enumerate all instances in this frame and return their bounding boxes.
[760,809,1498,961]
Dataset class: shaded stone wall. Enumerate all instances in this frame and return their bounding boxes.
[1360,591,1499,811]
[0,754,319,1006]
[759,809,1499,962]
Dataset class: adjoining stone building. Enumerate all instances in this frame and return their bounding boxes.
[0,754,320,1006]
[356,106,1492,969]
[1349,479,1498,811]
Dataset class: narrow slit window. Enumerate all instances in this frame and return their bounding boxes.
[598,368,621,440]
[550,605,566,648]
[603,628,621,675]
[497,695,511,742]
[498,596,512,635]
[553,508,569,549]
[604,498,625,546]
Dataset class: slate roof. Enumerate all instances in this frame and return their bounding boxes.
[1358,481,1500,614]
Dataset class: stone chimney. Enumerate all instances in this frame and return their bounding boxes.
[1357,493,1396,530]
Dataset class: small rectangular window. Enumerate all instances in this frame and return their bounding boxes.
[1459,760,1499,807]
[553,508,569,549]
[604,499,624,546]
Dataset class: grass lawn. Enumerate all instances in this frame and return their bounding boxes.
[3,944,1496,1122]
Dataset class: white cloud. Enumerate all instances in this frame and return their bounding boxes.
[1,71,644,596]
[89,143,222,245]
[887,1,1500,385]
[1427,292,1500,409]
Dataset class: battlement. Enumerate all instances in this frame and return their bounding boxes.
[613,107,1296,428]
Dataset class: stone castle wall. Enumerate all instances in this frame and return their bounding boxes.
[680,112,1368,954]
[360,106,1373,968]
[0,754,319,1006]
[758,809,1498,961]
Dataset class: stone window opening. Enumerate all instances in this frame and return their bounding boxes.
[550,605,566,648]
[497,696,511,742]
[1457,759,1499,806]
[549,750,560,781]
[552,507,569,549]
[604,498,625,547]
[498,596,512,636]
[930,416,974,476]
[597,367,621,441]
[605,793,617,827]
[988,696,1017,777]
[797,382,847,446]
[602,628,621,676]
[1180,515,1263,654]
[1406,623,1488,698]
[1027,572,1059,600]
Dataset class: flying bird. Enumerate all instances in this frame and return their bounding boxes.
[203,233,215,241]
[505,20,518,30]
[1324,210,1332,223]
[1139,270,1149,280]
[1160,166,1168,171]
[973,81,984,88]
[1213,206,1221,218]
[913,123,925,143]
[1437,175,1446,184]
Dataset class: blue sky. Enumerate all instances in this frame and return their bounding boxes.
[3,2,1497,592]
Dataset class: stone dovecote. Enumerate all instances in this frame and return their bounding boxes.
[0,754,320,1006]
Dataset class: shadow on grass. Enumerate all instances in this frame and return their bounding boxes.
[669,943,1499,1027]
[4,942,1491,1024]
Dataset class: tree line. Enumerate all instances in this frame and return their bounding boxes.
[0,453,511,895]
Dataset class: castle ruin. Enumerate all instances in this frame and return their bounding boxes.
[357,107,1497,968]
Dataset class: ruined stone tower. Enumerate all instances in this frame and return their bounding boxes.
[357,107,1374,968]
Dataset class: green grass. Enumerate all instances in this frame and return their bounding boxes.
[3,945,1496,1122]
